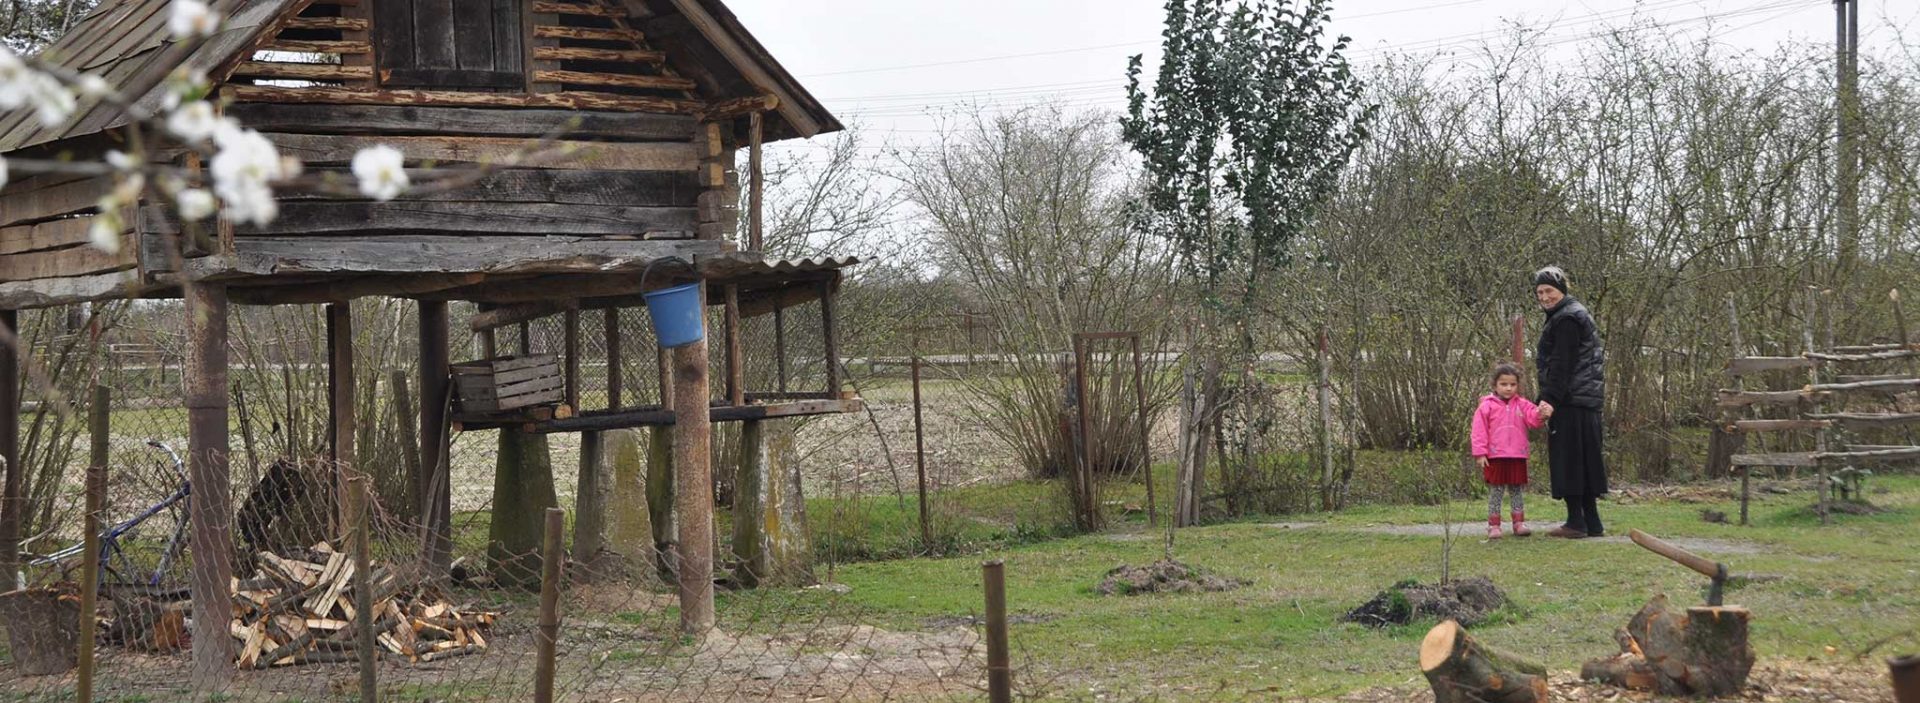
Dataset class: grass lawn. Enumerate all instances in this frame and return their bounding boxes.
[717,475,1920,699]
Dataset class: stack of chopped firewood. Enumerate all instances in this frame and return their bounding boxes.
[228,543,498,668]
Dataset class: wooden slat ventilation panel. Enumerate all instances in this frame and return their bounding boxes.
[229,0,376,88]
[229,0,699,104]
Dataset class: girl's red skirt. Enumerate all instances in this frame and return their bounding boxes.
[1484,458,1529,486]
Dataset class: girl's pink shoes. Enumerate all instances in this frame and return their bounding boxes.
[1487,515,1503,540]
[1510,512,1532,537]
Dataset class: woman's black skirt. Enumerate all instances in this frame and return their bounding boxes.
[1548,406,1609,499]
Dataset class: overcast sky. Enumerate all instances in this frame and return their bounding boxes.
[725,0,1918,162]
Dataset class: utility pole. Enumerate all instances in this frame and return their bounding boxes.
[1835,0,1860,270]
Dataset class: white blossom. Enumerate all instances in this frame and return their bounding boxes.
[161,68,209,111]
[168,0,218,40]
[0,48,27,109]
[77,74,112,98]
[105,150,137,171]
[209,125,287,226]
[166,100,220,143]
[176,188,216,221]
[87,205,123,254]
[350,144,407,201]
[24,73,74,126]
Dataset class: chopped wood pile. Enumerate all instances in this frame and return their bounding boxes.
[229,543,498,668]
[1580,594,1754,696]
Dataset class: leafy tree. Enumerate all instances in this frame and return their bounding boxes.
[1122,0,1372,526]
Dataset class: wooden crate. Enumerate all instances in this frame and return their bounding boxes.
[452,354,563,414]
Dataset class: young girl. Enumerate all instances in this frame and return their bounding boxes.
[1470,363,1545,539]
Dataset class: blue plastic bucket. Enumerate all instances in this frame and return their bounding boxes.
[643,282,705,348]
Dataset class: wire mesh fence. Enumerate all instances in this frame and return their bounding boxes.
[0,299,1046,702]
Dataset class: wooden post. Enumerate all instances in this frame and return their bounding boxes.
[650,346,677,582]
[79,385,107,703]
[1317,327,1335,511]
[518,320,533,356]
[606,308,623,410]
[347,476,377,703]
[983,560,1011,703]
[773,305,788,392]
[328,303,355,532]
[534,507,564,703]
[419,301,453,578]
[186,283,235,685]
[1891,654,1919,703]
[391,371,419,520]
[672,283,715,632]
[724,285,743,406]
[1806,289,1829,524]
[820,281,840,397]
[1072,335,1096,531]
[912,356,930,549]
[0,309,18,586]
[564,310,580,410]
[1727,296,1751,525]
[1130,335,1155,526]
[749,111,764,252]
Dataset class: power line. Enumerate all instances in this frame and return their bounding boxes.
[795,0,1497,79]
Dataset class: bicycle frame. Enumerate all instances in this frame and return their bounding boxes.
[27,441,190,588]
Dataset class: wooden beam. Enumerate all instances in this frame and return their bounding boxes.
[148,202,696,238]
[2,214,110,255]
[1725,356,1817,375]
[532,1,626,16]
[1730,452,1818,467]
[533,25,643,42]
[258,133,702,171]
[285,16,369,30]
[419,301,452,579]
[702,94,778,123]
[471,301,577,332]
[0,270,147,309]
[224,103,698,140]
[1727,419,1831,433]
[563,310,581,409]
[671,282,714,633]
[264,39,372,54]
[0,175,109,228]
[533,46,664,63]
[226,85,706,114]
[231,62,374,81]
[1716,389,1827,407]
[180,237,725,277]
[531,70,695,91]
[1808,377,1920,393]
[228,273,487,304]
[185,283,235,682]
[0,234,138,282]
[710,399,862,422]
[1806,412,1920,427]
[1806,349,1920,362]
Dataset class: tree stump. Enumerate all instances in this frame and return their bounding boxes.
[1580,594,1753,697]
[1890,654,1918,703]
[0,588,80,676]
[1420,620,1550,703]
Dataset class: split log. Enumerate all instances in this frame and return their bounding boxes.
[1419,620,1549,703]
[1580,594,1753,696]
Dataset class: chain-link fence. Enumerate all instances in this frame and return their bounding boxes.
[0,299,1043,702]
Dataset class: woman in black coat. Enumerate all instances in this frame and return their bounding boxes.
[1532,266,1609,538]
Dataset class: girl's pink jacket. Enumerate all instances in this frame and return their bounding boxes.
[1470,394,1543,459]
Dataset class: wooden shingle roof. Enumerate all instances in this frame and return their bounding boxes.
[0,0,300,153]
[0,0,839,154]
